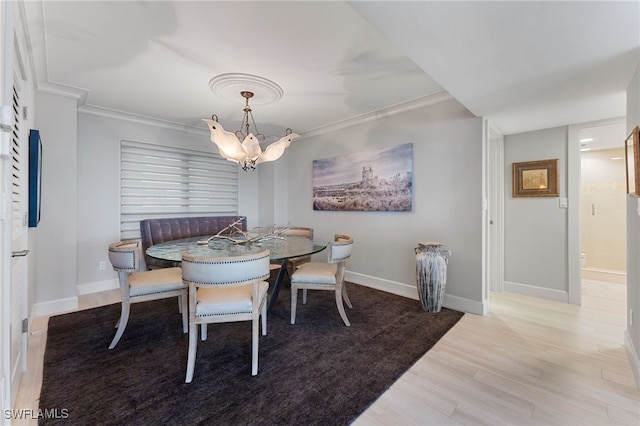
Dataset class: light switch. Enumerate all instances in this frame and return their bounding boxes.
[559,197,568,208]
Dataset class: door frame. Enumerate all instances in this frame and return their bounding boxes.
[0,0,15,414]
[488,123,504,294]
[568,124,582,305]
[483,119,505,314]
[568,117,627,305]
[1,0,31,414]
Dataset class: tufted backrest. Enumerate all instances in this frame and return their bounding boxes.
[140,216,247,269]
[181,250,271,287]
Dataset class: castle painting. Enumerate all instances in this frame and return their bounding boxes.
[312,143,413,211]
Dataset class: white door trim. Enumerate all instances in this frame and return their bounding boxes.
[488,123,504,294]
[482,119,505,314]
[0,0,15,415]
[567,124,582,305]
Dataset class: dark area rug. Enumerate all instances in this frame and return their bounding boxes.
[38,282,463,426]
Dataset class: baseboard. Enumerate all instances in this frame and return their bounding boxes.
[32,296,78,318]
[77,278,119,295]
[625,330,640,390]
[346,271,418,299]
[443,293,486,315]
[504,281,568,302]
[35,273,485,318]
[31,279,119,318]
[581,268,627,284]
[345,271,484,315]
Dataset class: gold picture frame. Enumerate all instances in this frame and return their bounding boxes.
[512,158,559,198]
[625,126,639,195]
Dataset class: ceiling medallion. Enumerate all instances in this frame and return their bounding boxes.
[208,73,284,106]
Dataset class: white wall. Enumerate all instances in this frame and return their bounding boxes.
[284,98,485,313]
[32,106,263,313]
[626,64,640,387]
[33,96,485,315]
[32,92,78,308]
[257,160,276,227]
[504,126,569,301]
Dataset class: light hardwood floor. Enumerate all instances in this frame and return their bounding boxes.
[355,279,640,425]
[13,279,640,425]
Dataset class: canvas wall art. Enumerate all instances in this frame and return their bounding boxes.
[312,143,413,211]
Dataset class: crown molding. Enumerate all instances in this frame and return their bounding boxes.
[78,91,454,138]
[77,104,209,135]
[50,88,454,138]
[19,0,88,103]
[299,90,454,139]
[37,81,88,103]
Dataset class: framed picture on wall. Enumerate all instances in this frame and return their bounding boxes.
[312,143,413,211]
[512,158,559,198]
[625,126,639,195]
[28,129,42,227]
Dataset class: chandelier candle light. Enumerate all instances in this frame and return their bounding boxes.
[203,91,299,171]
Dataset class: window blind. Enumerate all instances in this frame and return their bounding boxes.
[120,140,238,240]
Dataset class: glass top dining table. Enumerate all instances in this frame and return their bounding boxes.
[146,235,328,312]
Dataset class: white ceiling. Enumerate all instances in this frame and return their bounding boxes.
[579,120,627,152]
[23,1,640,145]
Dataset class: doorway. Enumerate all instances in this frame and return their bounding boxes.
[578,121,627,285]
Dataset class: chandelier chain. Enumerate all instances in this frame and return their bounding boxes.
[234,91,265,141]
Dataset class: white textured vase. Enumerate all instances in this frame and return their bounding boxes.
[415,241,451,313]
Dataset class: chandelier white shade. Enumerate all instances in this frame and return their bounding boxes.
[203,118,298,171]
[204,90,299,171]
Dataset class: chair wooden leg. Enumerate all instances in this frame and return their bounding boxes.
[302,288,308,304]
[290,286,298,324]
[180,295,188,333]
[342,283,353,308]
[251,316,259,376]
[286,263,295,280]
[335,288,351,326]
[185,321,198,383]
[261,302,267,335]
[201,324,207,341]
[109,302,130,349]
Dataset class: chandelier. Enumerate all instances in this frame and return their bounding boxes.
[203,91,299,171]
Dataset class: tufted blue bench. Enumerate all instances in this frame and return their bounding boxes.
[140,216,247,269]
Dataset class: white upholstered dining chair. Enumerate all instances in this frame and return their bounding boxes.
[182,249,271,382]
[107,239,187,349]
[290,234,354,326]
